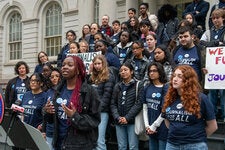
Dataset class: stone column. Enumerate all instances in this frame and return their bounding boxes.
[143,0,158,14]
[99,0,116,25]
[0,25,3,80]
[125,0,139,19]
[78,0,95,26]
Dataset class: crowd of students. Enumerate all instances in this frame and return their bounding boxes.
[4,1,225,150]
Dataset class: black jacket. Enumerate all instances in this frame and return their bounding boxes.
[49,79,101,150]
[110,79,143,124]
[89,72,115,112]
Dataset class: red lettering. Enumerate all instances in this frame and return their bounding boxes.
[218,48,224,55]
[209,48,224,55]
[215,56,225,64]
[209,49,217,55]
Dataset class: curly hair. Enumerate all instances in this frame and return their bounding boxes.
[162,65,202,118]
[14,61,30,75]
[91,55,109,84]
[158,4,177,22]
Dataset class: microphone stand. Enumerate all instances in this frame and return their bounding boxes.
[4,101,24,150]
[4,109,17,150]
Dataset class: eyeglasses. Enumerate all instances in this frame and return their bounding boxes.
[149,69,158,73]
[30,79,39,83]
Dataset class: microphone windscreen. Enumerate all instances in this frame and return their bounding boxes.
[11,104,24,113]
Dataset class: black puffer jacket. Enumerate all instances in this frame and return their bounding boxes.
[93,72,115,112]
[110,79,143,124]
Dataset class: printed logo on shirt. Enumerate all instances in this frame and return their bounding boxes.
[166,107,171,112]
[119,53,126,58]
[135,66,138,71]
[57,98,69,120]
[28,100,33,104]
[16,86,27,94]
[146,98,160,110]
[166,104,192,122]
[177,54,196,65]
[23,104,37,115]
[56,98,67,105]
[17,94,24,101]
[58,107,67,120]
[176,103,183,109]
[152,92,161,98]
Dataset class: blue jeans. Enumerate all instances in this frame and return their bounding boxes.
[208,89,225,119]
[95,112,109,150]
[115,124,139,150]
[149,137,166,150]
[46,136,55,150]
[166,142,208,150]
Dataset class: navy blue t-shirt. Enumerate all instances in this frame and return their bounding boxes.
[45,88,55,137]
[15,78,28,101]
[164,93,215,145]
[21,91,47,128]
[134,58,141,76]
[143,84,168,140]
[56,85,73,137]
[173,46,202,81]
[89,35,95,52]
[118,47,129,64]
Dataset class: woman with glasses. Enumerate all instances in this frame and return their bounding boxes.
[142,62,168,150]
[78,24,91,42]
[85,23,100,52]
[125,40,149,82]
[21,73,47,128]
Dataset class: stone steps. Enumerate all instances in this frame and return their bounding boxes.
[207,121,225,150]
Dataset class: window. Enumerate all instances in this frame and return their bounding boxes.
[9,12,22,60]
[94,0,99,23]
[45,3,62,56]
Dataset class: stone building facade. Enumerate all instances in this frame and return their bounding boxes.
[0,0,216,83]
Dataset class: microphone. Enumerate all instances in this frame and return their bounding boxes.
[11,104,24,113]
